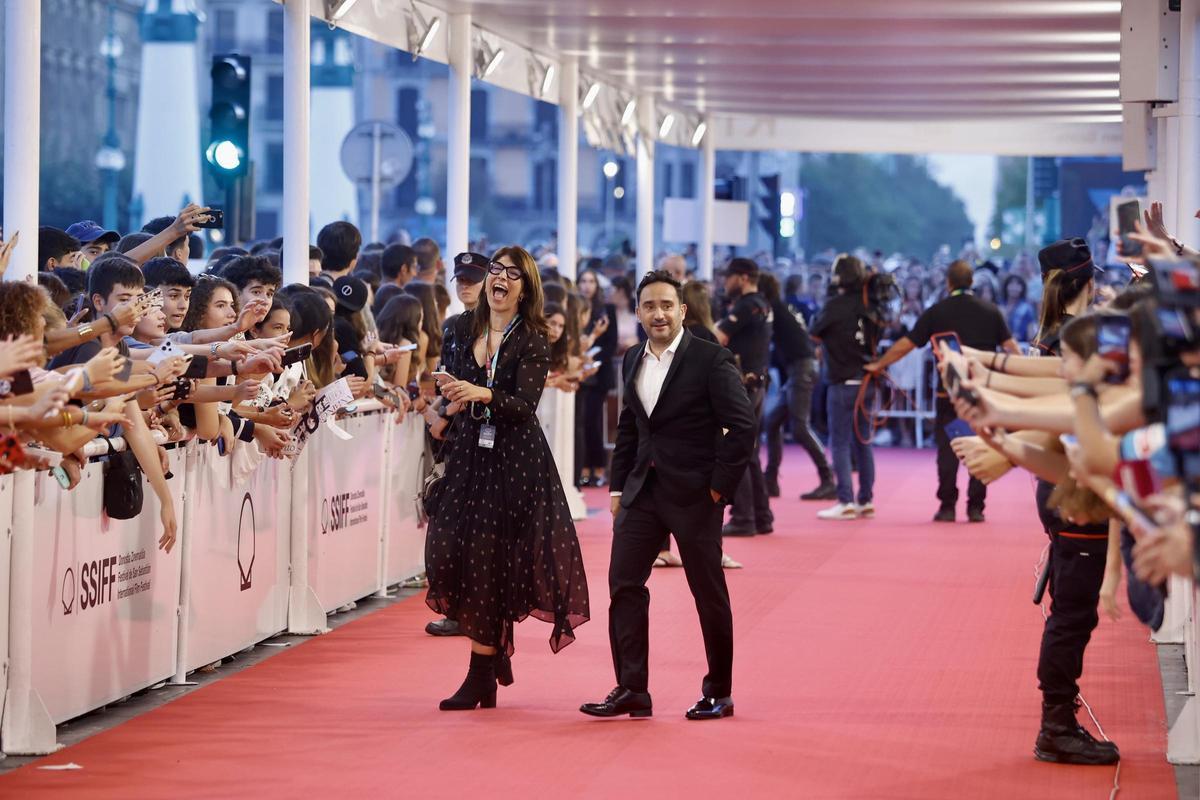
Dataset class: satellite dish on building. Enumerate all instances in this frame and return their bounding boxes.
[340,121,414,241]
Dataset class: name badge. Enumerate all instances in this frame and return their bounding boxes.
[478,424,497,449]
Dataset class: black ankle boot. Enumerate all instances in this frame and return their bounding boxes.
[439,652,498,711]
[494,651,514,687]
[1034,701,1119,765]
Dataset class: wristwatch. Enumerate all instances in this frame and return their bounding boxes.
[1069,382,1098,399]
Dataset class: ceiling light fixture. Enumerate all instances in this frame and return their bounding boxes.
[659,113,675,138]
[405,3,441,61]
[582,82,601,110]
[326,0,361,23]
[621,98,637,127]
[691,120,707,147]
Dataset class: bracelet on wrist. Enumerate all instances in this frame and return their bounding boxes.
[77,323,95,339]
[1069,382,1098,399]
[102,312,118,332]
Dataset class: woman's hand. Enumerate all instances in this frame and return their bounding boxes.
[152,356,189,385]
[592,314,610,336]
[86,347,126,386]
[441,380,492,405]
[158,502,178,553]
[253,423,291,458]
[217,340,258,361]
[346,376,370,399]
[239,348,283,376]
[237,298,271,332]
[29,386,70,420]
[260,403,295,428]
[0,334,45,378]
[951,435,1014,484]
[233,378,262,404]
[1099,568,1122,621]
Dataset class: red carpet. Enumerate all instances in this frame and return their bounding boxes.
[3,449,1175,798]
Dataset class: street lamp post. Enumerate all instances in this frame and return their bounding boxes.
[96,3,125,233]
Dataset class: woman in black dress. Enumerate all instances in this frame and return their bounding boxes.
[427,245,590,711]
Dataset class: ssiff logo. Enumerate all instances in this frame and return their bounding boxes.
[62,556,118,615]
[321,492,353,535]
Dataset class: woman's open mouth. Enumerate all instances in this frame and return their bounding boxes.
[491,284,509,301]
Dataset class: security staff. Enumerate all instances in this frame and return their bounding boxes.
[866,259,1018,523]
[716,258,774,537]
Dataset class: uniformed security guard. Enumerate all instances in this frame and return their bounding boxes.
[716,258,774,537]
[866,259,1019,522]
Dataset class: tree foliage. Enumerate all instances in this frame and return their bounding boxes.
[802,153,973,257]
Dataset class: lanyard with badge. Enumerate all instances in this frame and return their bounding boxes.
[475,315,521,449]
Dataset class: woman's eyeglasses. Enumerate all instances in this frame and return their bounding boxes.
[487,262,523,281]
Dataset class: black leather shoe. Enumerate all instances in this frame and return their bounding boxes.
[933,506,956,523]
[721,522,757,537]
[685,696,734,720]
[765,475,781,498]
[967,507,985,523]
[425,618,463,636]
[578,475,592,487]
[756,522,774,535]
[580,686,653,718]
[800,481,837,501]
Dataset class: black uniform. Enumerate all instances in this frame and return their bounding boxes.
[907,290,1012,513]
[717,292,773,532]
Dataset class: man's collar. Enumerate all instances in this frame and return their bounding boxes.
[643,326,685,360]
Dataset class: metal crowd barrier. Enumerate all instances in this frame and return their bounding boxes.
[0,403,427,755]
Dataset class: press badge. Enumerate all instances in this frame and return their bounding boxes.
[478,424,497,449]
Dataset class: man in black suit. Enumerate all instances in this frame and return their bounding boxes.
[580,271,756,721]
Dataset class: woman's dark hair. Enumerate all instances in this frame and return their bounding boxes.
[376,294,423,346]
[470,245,549,339]
[783,273,803,297]
[758,271,781,304]
[316,221,361,273]
[252,295,293,338]
[831,254,866,291]
[404,280,443,362]
[142,256,196,290]
[286,289,337,387]
[373,282,403,316]
[543,302,570,370]
[1001,273,1027,302]
[681,280,717,336]
[610,275,636,311]
[543,282,568,307]
[181,276,239,332]
[1058,312,1104,360]
[576,267,604,318]
[1035,269,1093,347]
[37,271,71,310]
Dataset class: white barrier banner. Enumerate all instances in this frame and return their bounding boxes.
[306,413,386,611]
[32,450,185,724]
[384,414,426,586]
[0,474,13,725]
[182,444,289,673]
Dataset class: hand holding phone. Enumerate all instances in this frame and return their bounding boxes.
[280,343,313,368]
[1096,316,1132,384]
[1116,199,1142,258]
[432,370,455,387]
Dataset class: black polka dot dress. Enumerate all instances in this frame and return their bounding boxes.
[425,312,590,659]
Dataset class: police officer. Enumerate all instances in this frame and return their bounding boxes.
[716,258,774,537]
[866,259,1018,522]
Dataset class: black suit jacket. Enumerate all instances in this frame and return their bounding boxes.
[610,329,756,508]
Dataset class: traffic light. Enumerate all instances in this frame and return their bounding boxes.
[758,174,781,253]
[206,55,251,181]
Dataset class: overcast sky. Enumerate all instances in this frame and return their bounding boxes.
[927,154,998,246]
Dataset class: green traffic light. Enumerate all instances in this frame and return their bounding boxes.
[206,140,243,172]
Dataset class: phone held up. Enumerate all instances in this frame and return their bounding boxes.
[196,208,224,230]
[1095,315,1132,385]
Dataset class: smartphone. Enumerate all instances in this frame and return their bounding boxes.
[431,370,455,386]
[944,362,978,406]
[930,331,962,359]
[372,383,400,405]
[197,208,224,230]
[50,465,72,490]
[944,418,974,441]
[8,369,34,396]
[1116,199,1142,258]
[280,343,313,367]
[184,356,208,379]
[115,357,133,383]
[1095,315,1131,384]
[585,345,602,359]
[394,343,418,353]
[587,360,603,372]
[1165,376,1200,451]
[216,436,226,456]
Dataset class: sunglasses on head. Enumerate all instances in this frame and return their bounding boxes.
[487,262,523,281]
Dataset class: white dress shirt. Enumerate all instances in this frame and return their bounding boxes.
[635,327,685,416]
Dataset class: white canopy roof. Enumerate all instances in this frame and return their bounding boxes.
[324,0,1124,156]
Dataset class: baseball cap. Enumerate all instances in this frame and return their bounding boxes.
[66,220,120,245]
[332,275,369,312]
[1038,238,1102,278]
[453,252,488,283]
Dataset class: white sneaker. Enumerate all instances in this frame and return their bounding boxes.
[856,502,875,518]
[817,502,859,520]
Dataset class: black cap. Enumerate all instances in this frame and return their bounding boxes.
[453,251,488,283]
[725,257,759,277]
[1038,238,1102,278]
[332,275,368,312]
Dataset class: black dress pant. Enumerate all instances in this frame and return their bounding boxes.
[730,383,772,528]
[609,472,733,698]
[1037,533,1107,705]
[934,395,986,510]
